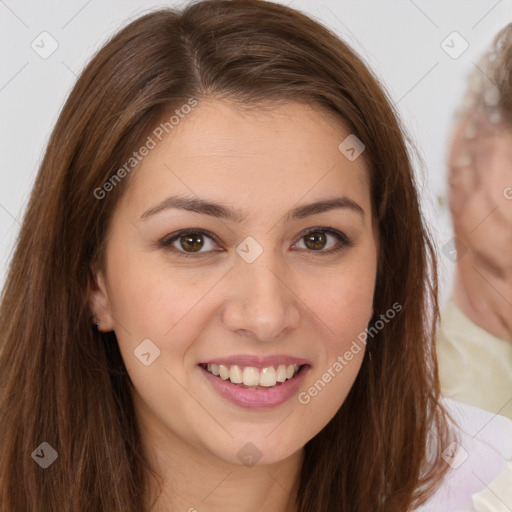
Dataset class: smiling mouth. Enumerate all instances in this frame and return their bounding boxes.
[198,363,305,389]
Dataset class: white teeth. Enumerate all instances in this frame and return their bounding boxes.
[209,363,220,376]
[242,366,260,386]
[205,363,301,387]
[259,367,277,387]
[276,364,287,382]
[229,365,243,384]
[219,364,230,380]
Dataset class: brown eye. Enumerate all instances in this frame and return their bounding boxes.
[304,232,327,251]
[179,233,204,252]
[160,229,219,257]
[294,227,352,254]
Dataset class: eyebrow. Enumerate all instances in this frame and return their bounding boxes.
[140,195,365,222]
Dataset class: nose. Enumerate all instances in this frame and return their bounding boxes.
[221,250,301,342]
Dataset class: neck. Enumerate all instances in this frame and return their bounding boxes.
[139,407,302,512]
[452,250,512,341]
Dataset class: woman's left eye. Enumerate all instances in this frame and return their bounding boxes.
[159,227,352,258]
[293,227,353,254]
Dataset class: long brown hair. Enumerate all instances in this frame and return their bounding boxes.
[0,1,453,510]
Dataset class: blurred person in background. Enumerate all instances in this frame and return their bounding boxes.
[438,23,512,421]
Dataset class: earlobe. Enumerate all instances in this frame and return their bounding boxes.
[88,268,115,332]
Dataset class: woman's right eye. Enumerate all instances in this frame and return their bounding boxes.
[159,229,221,258]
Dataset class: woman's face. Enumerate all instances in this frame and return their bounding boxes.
[90,100,378,467]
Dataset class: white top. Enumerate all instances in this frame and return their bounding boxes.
[416,398,512,511]
[470,460,512,512]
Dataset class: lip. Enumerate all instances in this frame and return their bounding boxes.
[199,354,311,368]
[199,363,311,409]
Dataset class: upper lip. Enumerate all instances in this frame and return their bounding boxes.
[199,354,311,368]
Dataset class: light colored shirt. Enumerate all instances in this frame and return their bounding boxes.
[470,460,512,511]
[437,299,512,420]
[417,398,512,512]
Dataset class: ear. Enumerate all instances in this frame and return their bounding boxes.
[88,267,115,332]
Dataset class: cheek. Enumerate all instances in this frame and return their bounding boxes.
[314,279,373,335]
[294,257,375,418]
[106,250,197,334]
[103,250,202,385]
[307,254,376,343]
[307,274,372,373]
[106,259,197,424]
[295,305,367,442]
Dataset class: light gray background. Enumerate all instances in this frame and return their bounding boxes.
[1,0,511,308]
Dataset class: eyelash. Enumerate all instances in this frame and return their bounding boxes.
[159,227,353,258]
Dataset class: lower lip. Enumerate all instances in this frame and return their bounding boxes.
[199,365,310,409]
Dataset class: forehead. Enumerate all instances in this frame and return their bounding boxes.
[122,99,371,215]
